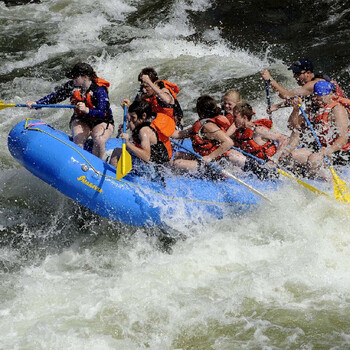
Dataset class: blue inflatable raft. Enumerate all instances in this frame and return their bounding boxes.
[8,119,276,227]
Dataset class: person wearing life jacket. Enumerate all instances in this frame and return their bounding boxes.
[227,102,288,179]
[221,89,243,137]
[279,81,350,179]
[26,62,114,159]
[260,58,345,114]
[138,67,184,129]
[110,100,175,167]
[171,95,236,177]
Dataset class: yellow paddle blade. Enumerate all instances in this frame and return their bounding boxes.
[116,144,132,180]
[0,101,16,110]
[329,166,350,203]
[277,168,329,197]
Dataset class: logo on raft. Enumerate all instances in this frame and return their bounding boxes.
[77,176,103,193]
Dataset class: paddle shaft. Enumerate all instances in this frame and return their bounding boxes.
[171,140,271,202]
[299,105,332,166]
[231,146,328,196]
[265,81,272,120]
[121,105,128,172]
[17,104,75,108]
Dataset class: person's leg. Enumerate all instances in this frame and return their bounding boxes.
[173,156,198,171]
[71,119,91,148]
[91,122,114,159]
[109,148,122,167]
[227,149,246,168]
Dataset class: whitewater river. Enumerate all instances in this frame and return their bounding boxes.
[1,0,350,348]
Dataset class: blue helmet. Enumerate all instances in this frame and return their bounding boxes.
[313,81,334,96]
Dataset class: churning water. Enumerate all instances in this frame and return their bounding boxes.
[1,0,350,348]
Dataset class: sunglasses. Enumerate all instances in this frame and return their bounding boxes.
[294,70,307,77]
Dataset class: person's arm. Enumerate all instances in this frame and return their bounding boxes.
[141,75,174,105]
[86,87,111,119]
[260,69,315,99]
[171,127,192,139]
[254,126,289,153]
[35,80,75,105]
[124,127,153,162]
[201,122,233,162]
[226,123,237,138]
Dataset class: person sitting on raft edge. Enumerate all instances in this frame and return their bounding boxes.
[170,94,233,180]
[227,102,289,179]
[109,100,175,170]
[272,81,350,180]
[172,95,283,180]
[26,62,114,159]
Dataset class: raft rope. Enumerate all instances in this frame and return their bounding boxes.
[23,119,254,207]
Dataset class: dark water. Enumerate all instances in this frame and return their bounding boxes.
[1,1,350,348]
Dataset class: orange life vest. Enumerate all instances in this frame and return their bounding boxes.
[310,101,350,152]
[234,119,277,160]
[144,80,183,123]
[190,115,231,157]
[132,113,175,160]
[70,77,110,116]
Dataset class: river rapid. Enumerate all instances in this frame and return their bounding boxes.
[1,0,350,349]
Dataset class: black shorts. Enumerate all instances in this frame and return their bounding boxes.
[70,115,114,130]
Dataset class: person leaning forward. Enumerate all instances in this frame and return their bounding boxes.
[260,58,345,114]
[26,62,114,159]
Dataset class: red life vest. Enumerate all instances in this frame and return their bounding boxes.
[190,115,231,158]
[144,80,182,123]
[331,96,350,115]
[70,77,110,116]
[332,80,345,99]
[234,119,277,160]
[132,113,175,160]
[310,101,350,152]
[225,113,235,125]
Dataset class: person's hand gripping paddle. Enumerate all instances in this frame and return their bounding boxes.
[116,104,132,180]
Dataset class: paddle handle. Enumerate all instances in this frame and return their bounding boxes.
[16,104,75,108]
[299,105,332,167]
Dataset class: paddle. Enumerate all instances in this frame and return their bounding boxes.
[0,101,75,110]
[299,104,350,203]
[171,140,271,202]
[116,105,132,180]
[231,146,328,197]
[265,81,272,120]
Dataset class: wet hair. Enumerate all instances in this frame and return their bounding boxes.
[235,102,254,121]
[196,95,221,119]
[66,62,97,81]
[138,67,158,83]
[128,100,154,120]
[223,89,242,105]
